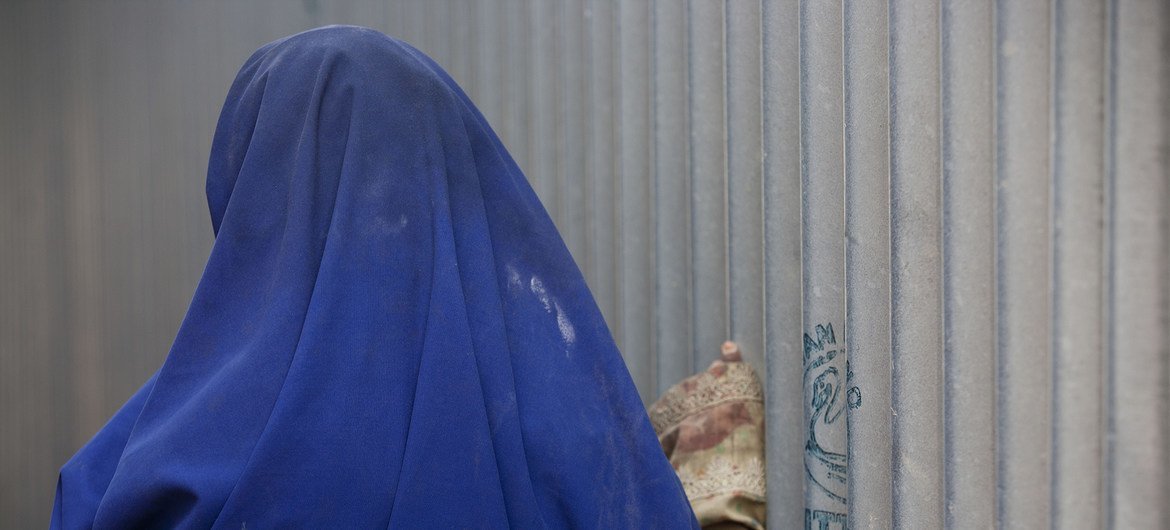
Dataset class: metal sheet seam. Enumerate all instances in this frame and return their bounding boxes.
[649,0,660,399]
[721,0,733,349]
[934,2,944,525]
[886,2,896,523]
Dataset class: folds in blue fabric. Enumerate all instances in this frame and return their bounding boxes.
[52,26,697,529]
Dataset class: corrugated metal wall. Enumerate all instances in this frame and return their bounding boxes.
[1,1,1167,528]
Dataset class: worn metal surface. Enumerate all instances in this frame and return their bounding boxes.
[890,0,945,526]
[2,1,1168,528]
[761,1,805,525]
[798,0,849,522]
[1107,1,1168,527]
[844,0,892,526]
[1052,0,1107,527]
[941,0,997,526]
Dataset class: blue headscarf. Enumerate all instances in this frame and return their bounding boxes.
[52,26,697,529]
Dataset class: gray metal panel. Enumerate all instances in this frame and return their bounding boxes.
[761,1,805,525]
[1,7,61,527]
[445,0,473,100]
[392,1,423,59]
[687,0,728,370]
[843,0,892,527]
[503,0,531,181]
[1107,0,1168,527]
[799,0,848,520]
[652,0,694,394]
[725,0,764,374]
[529,0,557,208]
[584,0,619,333]
[616,0,655,399]
[1051,0,1107,527]
[941,0,997,527]
[421,1,445,72]
[473,0,503,138]
[995,1,1054,528]
[558,1,588,265]
[889,0,945,527]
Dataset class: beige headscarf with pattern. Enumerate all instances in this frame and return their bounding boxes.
[649,342,767,529]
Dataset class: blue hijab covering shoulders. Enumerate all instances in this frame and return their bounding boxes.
[51,25,698,529]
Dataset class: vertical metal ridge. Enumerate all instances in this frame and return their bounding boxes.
[1101,0,1118,524]
[1,7,17,524]
[1162,7,1170,519]
[1106,0,1168,526]
[646,0,658,400]
[584,0,618,334]
[2,9,38,526]
[994,1,1054,527]
[446,0,473,98]
[720,0,732,348]
[608,0,622,350]
[843,0,892,526]
[519,0,537,182]
[549,0,563,241]
[611,0,625,354]
[558,1,587,273]
[686,0,727,369]
[645,0,657,400]
[528,0,554,208]
[762,0,804,524]
[648,0,660,395]
[471,0,501,134]
[725,0,764,371]
[616,0,653,400]
[1048,1,1063,525]
[579,0,596,292]
[887,1,899,521]
[889,0,944,526]
[62,3,105,455]
[506,0,531,180]
[989,0,1004,525]
[799,0,847,522]
[423,1,445,75]
[934,0,947,522]
[652,0,693,394]
[722,0,733,350]
[940,0,996,527]
[1049,0,1107,526]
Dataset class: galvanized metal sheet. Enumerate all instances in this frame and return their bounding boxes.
[941,0,997,527]
[652,0,694,393]
[616,0,654,401]
[798,0,849,521]
[889,0,945,526]
[844,0,892,526]
[558,1,588,268]
[761,0,805,526]
[725,0,764,373]
[995,2,1054,527]
[1107,0,1168,527]
[584,0,619,334]
[1051,0,1107,527]
[686,0,729,374]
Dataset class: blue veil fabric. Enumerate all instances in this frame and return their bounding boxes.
[52,26,698,529]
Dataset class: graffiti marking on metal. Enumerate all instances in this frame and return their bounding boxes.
[804,323,848,503]
[805,508,848,530]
